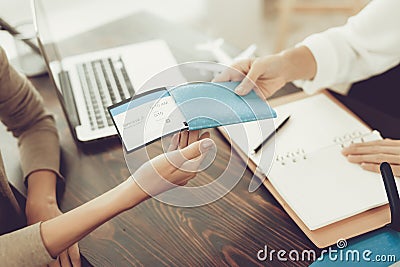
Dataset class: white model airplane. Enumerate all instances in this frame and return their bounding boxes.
[190,38,257,73]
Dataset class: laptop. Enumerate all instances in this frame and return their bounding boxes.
[32,0,179,142]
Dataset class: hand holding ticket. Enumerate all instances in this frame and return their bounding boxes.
[108,81,276,152]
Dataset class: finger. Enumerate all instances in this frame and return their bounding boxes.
[59,251,72,267]
[167,138,215,167]
[235,63,262,95]
[179,130,189,148]
[212,64,246,82]
[361,163,400,176]
[199,131,210,140]
[49,257,61,267]
[212,69,233,82]
[167,133,180,152]
[360,163,380,173]
[342,145,400,156]
[391,165,400,176]
[180,138,214,161]
[231,76,246,82]
[188,130,200,145]
[179,152,208,173]
[347,153,400,165]
[68,244,81,267]
[178,180,189,186]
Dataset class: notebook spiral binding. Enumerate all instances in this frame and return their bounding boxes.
[275,130,369,166]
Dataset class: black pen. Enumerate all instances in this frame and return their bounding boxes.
[252,115,291,154]
[380,162,400,232]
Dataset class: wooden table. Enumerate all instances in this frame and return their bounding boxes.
[28,76,317,267]
[14,12,315,267]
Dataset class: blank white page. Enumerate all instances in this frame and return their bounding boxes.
[224,93,399,230]
[269,134,400,230]
[262,94,399,230]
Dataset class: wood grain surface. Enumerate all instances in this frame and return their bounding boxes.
[25,12,319,267]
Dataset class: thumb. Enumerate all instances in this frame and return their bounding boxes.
[181,138,215,161]
[235,65,261,96]
[168,138,215,167]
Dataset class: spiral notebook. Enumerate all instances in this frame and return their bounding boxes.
[220,91,399,246]
[267,130,389,230]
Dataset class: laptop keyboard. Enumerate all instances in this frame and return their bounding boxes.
[76,57,134,130]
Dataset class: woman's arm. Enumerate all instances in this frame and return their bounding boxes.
[0,46,79,264]
[213,46,316,98]
[41,133,214,258]
[294,0,400,95]
[0,132,213,266]
[41,179,146,257]
[0,46,79,266]
[214,0,400,98]
[0,180,136,267]
[0,48,62,184]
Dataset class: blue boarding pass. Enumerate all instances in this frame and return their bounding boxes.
[108,81,276,153]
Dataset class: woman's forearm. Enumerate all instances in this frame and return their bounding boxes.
[40,178,148,257]
[280,46,317,83]
[39,135,210,258]
[26,171,57,207]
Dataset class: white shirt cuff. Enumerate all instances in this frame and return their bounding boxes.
[293,34,350,95]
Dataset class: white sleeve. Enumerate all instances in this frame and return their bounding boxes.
[293,0,400,95]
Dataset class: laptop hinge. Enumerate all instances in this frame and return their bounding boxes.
[58,71,81,127]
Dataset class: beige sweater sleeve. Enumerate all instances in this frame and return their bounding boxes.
[0,47,62,181]
[0,223,54,266]
[0,47,62,264]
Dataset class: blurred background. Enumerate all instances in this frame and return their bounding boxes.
[0,0,368,60]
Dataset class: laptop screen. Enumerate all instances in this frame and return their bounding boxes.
[33,0,86,128]
[32,0,64,95]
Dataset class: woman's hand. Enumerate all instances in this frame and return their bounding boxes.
[342,139,400,176]
[213,46,317,99]
[213,56,287,99]
[170,130,210,150]
[40,130,215,259]
[132,130,214,197]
